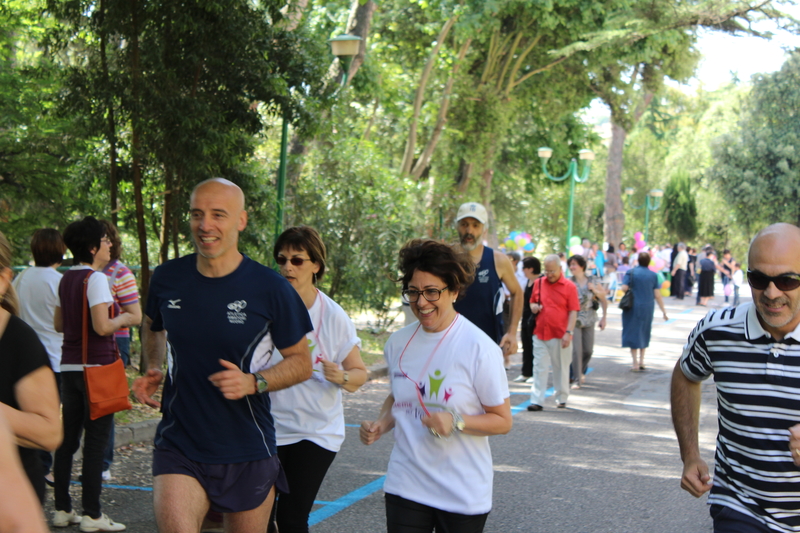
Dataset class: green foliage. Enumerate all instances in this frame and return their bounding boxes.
[662,171,698,242]
[289,133,424,317]
[707,50,800,231]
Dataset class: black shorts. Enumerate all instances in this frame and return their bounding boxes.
[153,447,288,513]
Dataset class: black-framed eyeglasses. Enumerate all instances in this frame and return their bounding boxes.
[402,287,449,303]
[276,256,313,267]
[747,270,800,292]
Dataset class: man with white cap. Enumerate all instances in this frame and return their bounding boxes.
[453,202,522,368]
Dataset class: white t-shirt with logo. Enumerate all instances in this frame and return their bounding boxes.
[269,290,361,452]
[12,266,64,370]
[383,315,509,515]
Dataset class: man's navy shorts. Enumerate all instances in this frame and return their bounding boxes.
[153,446,289,513]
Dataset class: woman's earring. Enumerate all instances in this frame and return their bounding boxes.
[313,272,317,285]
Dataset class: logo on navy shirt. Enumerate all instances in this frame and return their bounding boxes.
[227,300,247,324]
[477,269,489,283]
[167,299,181,309]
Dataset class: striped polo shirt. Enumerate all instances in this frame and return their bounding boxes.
[680,302,800,532]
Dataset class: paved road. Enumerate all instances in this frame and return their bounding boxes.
[43,288,740,532]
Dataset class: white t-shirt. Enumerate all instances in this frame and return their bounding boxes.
[59,266,114,309]
[383,315,509,515]
[733,269,743,287]
[269,290,361,452]
[12,267,63,370]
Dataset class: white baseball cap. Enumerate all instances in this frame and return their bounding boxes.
[456,202,487,224]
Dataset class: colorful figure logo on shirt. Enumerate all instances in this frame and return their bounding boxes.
[429,370,445,399]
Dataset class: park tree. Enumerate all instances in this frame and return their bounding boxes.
[42,0,328,295]
[662,171,699,242]
[558,0,792,246]
[707,50,800,231]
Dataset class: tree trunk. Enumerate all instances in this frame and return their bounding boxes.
[481,168,499,248]
[160,167,173,263]
[130,0,150,324]
[343,0,376,86]
[99,0,118,225]
[287,0,376,186]
[400,16,456,175]
[604,121,626,247]
[279,0,309,32]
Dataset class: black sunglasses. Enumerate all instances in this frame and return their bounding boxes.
[276,256,313,267]
[747,270,800,292]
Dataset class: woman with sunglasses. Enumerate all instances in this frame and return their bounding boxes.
[361,239,512,533]
[268,226,367,533]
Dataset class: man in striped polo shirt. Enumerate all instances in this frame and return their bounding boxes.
[672,223,800,532]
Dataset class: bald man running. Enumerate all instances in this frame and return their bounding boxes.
[133,178,313,533]
[673,223,800,533]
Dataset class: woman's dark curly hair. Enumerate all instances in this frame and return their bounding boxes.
[397,239,475,300]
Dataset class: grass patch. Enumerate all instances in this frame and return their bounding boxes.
[357,329,391,367]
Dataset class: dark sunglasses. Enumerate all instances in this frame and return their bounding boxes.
[276,256,313,267]
[747,270,800,292]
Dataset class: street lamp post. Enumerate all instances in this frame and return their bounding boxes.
[624,187,663,243]
[538,147,595,252]
[273,34,362,249]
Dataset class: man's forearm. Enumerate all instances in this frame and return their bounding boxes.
[258,354,312,392]
[506,291,523,336]
[567,310,577,331]
[671,362,703,461]
[141,321,166,371]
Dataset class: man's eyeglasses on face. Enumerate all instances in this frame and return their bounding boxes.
[402,287,449,303]
[747,270,800,292]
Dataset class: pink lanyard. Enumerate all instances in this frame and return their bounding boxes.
[310,289,327,362]
[397,314,460,417]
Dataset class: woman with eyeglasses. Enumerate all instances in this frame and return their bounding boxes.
[361,239,512,533]
[52,216,139,531]
[268,226,367,533]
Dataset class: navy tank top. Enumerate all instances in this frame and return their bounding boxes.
[454,246,504,343]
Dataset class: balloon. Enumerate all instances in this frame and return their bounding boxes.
[654,258,666,270]
[523,242,535,252]
[660,288,671,297]
[522,233,533,241]
[635,240,647,251]
[569,244,583,256]
[569,236,581,247]
[661,280,671,289]
[634,232,644,241]
[515,236,527,246]
[504,239,517,250]
[655,271,665,284]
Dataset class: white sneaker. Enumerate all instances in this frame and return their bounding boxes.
[512,375,529,383]
[80,514,126,532]
[525,376,535,384]
[52,510,82,527]
[101,470,111,481]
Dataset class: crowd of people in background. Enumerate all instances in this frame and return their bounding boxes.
[0,188,757,533]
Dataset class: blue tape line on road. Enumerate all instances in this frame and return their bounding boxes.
[308,476,386,526]
[664,307,697,325]
[69,480,153,492]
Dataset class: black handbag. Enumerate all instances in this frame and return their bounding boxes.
[618,271,634,310]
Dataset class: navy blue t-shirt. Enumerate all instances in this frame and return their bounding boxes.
[146,254,312,464]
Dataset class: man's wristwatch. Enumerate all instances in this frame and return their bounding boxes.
[566,330,573,336]
[253,373,269,394]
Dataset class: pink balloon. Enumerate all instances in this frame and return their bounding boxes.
[634,232,643,241]
[569,244,584,256]
[634,240,647,251]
